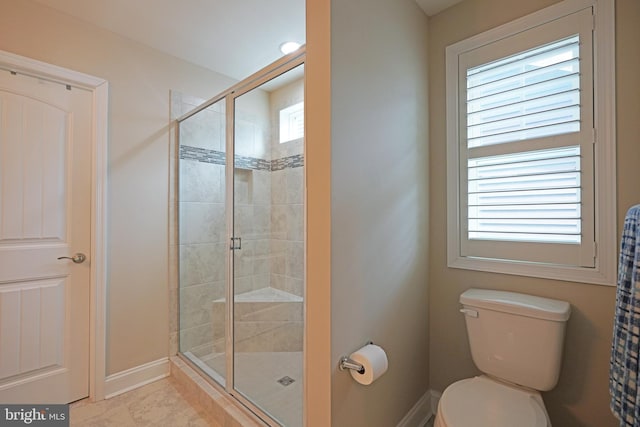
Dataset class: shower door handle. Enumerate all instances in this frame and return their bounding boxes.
[230,237,242,250]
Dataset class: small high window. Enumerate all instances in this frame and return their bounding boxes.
[279,101,304,143]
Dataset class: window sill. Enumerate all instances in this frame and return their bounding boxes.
[448,255,616,286]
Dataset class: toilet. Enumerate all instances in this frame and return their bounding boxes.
[434,288,571,427]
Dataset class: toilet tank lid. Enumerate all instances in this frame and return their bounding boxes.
[460,289,571,321]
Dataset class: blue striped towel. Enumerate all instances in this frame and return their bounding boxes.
[611,205,640,426]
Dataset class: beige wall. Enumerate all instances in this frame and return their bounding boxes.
[329,0,430,425]
[0,0,235,376]
[428,1,640,426]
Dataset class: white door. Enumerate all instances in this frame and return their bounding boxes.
[0,70,92,403]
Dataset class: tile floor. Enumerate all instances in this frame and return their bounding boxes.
[69,368,428,427]
[70,378,216,426]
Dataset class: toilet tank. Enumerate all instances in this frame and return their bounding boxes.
[460,288,571,391]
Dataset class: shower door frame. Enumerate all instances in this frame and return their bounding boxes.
[177,48,305,427]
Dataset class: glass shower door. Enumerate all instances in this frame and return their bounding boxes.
[232,63,305,426]
[178,97,228,386]
[178,54,305,427]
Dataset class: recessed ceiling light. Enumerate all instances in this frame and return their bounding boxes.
[280,42,301,55]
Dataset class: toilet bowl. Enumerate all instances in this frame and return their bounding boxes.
[433,289,570,427]
[434,376,550,427]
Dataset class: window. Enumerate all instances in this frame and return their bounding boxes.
[446,0,616,285]
[279,101,304,143]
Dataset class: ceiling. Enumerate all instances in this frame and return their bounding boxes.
[415,0,464,16]
[33,0,462,81]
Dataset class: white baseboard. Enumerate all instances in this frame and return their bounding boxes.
[104,357,170,399]
[430,390,441,419]
[397,389,440,427]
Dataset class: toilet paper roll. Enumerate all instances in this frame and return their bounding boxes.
[349,344,388,385]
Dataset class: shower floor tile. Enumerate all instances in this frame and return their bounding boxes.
[200,351,302,427]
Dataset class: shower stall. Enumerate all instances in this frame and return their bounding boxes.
[175,53,305,426]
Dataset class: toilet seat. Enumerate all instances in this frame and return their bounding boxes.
[436,376,549,427]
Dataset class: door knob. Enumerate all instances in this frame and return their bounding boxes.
[57,253,86,263]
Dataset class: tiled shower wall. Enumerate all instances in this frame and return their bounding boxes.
[176,96,228,354]
[172,76,304,356]
[269,79,304,298]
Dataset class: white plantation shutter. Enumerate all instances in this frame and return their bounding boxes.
[454,7,596,267]
[467,146,582,243]
[466,36,581,148]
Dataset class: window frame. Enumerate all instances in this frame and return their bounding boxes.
[445,0,616,286]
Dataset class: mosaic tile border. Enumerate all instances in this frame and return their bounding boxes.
[235,154,271,171]
[180,145,303,171]
[180,146,225,165]
[271,154,304,171]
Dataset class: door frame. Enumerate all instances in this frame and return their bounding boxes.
[0,50,109,402]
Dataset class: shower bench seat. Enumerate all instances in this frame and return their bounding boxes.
[211,287,303,353]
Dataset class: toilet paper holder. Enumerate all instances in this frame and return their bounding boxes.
[339,356,365,374]
[339,341,373,374]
